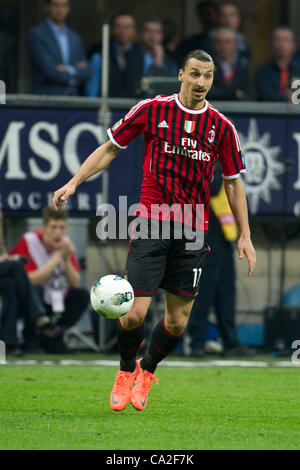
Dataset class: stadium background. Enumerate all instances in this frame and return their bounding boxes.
[1,0,300,352]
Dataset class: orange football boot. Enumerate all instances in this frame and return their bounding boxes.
[131,359,159,411]
[110,367,138,411]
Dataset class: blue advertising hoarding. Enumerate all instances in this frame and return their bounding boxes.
[0,104,300,217]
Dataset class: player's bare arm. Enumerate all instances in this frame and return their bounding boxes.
[223,177,256,276]
[52,140,121,210]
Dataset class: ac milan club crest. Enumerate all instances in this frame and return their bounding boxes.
[184,120,195,133]
[208,129,215,143]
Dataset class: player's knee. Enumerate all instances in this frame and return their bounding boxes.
[120,307,146,330]
[165,317,188,336]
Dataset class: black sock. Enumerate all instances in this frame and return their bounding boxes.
[117,319,145,372]
[141,318,184,373]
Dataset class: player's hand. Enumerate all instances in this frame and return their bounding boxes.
[52,182,76,210]
[237,236,256,276]
[152,44,165,67]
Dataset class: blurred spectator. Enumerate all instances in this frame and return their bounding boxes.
[139,17,178,77]
[208,27,251,100]
[10,208,90,353]
[137,17,178,97]
[162,19,180,62]
[0,209,59,355]
[218,2,251,64]
[87,16,177,99]
[85,12,141,98]
[187,162,254,358]
[255,26,300,102]
[0,31,15,93]
[176,1,219,66]
[27,0,91,96]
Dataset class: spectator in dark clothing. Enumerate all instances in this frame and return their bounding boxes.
[187,162,254,358]
[85,12,140,98]
[138,17,178,77]
[86,15,177,98]
[218,2,251,64]
[27,0,91,95]
[133,17,179,98]
[0,210,59,355]
[162,19,180,63]
[176,1,219,66]
[0,31,15,93]
[255,26,300,102]
[208,27,251,101]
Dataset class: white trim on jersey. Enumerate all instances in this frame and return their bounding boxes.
[175,94,208,114]
[107,128,127,149]
[207,102,242,152]
[124,98,153,120]
[222,168,246,179]
[124,95,176,121]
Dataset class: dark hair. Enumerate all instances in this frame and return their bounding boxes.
[181,49,215,69]
[110,11,135,26]
[45,0,69,4]
[43,207,68,224]
[141,17,163,29]
[272,25,295,38]
[197,1,218,10]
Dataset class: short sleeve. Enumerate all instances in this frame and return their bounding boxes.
[218,123,246,179]
[107,100,149,149]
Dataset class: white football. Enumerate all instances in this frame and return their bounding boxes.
[90,275,134,319]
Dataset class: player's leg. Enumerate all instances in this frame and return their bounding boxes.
[131,236,210,411]
[118,296,152,371]
[131,292,194,411]
[110,226,168,411]
[110,296,151,411]
[143,291,194,369]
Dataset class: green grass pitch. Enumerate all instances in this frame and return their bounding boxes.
[1,358,300,450]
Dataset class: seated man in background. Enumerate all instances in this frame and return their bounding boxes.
[0,31,15,93]
[176,0,219,66]
[255,26,300,102]
[139,17,178,76]
[218,2,251,65]
[136,17,178,97]
[27,0,91,95]
[11,208,90,353]
[208,27,252,101]
[85,12,140,98]
[0,209,58,355]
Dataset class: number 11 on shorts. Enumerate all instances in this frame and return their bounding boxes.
[192,268,202,287]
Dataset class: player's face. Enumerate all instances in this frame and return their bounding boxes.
[112,15,136,45]
[45,0,70,25]
[42,219,68,250]
[179,59,214,106]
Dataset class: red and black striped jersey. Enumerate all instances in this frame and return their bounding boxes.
[107,93,246,230]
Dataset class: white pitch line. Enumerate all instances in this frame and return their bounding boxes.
[3,359,299,367]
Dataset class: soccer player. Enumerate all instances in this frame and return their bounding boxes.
[52,49,256,412]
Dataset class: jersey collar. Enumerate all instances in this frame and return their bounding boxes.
[175,94,208,114]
